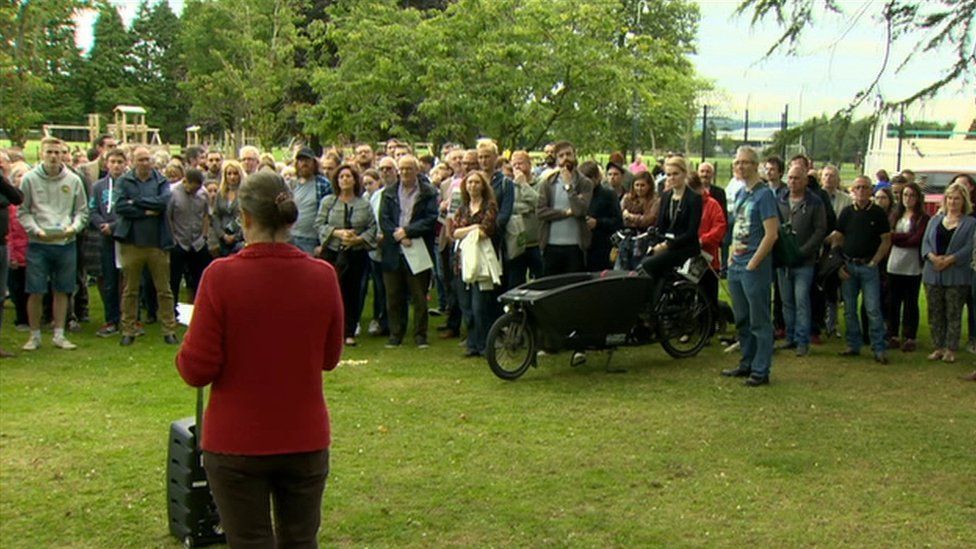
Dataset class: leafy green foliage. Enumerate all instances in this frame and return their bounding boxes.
[179,0,306,151]
[0,0,90,147]
[764,113,874,165]
[304,0,706,153]
[130,0,186,143]
[83,4,139,116]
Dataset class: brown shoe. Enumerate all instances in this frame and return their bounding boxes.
[438,329,458,339]
[963,370,976,381]
[0,348,15,358]
[900,339,916,352]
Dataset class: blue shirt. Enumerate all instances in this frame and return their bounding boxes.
[731,182,778,266]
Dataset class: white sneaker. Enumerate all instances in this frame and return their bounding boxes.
[367,320,381,336]
[22,337,40,351]
[52,336,77,350]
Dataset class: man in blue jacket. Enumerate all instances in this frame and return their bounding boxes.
[114,147,178,346]
[379,155,439,349]
[88,148,128,337]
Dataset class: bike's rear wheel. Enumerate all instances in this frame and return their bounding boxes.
[658,282,712,358]
[486,312,536,380]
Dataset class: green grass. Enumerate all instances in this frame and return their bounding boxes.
[1,287,974,548]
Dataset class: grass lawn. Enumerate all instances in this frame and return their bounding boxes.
[1,285,974,548]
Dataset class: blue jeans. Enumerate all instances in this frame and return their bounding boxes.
[777,265,814,348]
[458,278,493,354]
[291,236,319,255]
[728,259,774,378]
[841,262,886,353]
[99,236,121,325]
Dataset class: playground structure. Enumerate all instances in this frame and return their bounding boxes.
[41,105,163,146]
[109,105,162,145]
[185,125,201,147]
[41,106,263,157]
[41,114,101,145]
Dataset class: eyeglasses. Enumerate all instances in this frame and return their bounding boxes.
[379,166,396,171]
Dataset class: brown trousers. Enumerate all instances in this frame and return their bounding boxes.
[119,243,177,336]
[203,449,330,549]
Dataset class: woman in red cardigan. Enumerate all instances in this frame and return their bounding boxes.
[176,170,343,548]
[689,173,727,338]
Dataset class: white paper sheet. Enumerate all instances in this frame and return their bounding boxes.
[401,241,433,274]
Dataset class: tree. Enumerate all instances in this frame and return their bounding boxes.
[130,0,187,142]
[737,0,976,112]
[304,0,706,152]
[82,3,139,116]
[764,113,874,165]
[0,0,89,147]
[180,0,306,151]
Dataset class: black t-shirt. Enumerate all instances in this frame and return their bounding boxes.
[836,202,890,260]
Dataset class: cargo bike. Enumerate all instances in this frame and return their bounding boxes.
[485,233,714,380]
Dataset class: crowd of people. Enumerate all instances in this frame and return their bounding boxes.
[1,136,974,383]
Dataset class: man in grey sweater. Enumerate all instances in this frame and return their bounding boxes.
[17,138,89,351]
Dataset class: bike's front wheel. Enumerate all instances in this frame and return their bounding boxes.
[658,282,712,358]
[486,311,536,380]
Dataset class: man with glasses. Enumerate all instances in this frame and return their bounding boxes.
[829,175,892,364]
[720,146,779,386]
[379,155,438,348]
[354,143,375,172]
[239,146,261,176]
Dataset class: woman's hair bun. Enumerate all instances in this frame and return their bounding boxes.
[276,192,299,225]
[240,170,297,232]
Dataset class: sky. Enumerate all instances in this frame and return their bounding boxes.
[75,0,971,124]
[692,0,970,123]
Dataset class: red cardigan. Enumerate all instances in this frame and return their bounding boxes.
[7,205,27,265]
[699,192,727,270]
[176,242,344,455]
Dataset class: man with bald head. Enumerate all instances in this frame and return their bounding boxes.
[114,146,179,346]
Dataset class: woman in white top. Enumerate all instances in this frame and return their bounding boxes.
[885,182,928,352]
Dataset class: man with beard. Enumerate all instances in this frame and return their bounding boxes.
[354,143,375,172]
[287,148,332,255]
[205,151,223,185]
[536,141,593,275]
[534,142,557,178]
